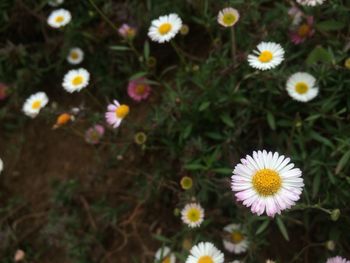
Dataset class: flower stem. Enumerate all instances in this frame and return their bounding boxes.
[88,0,119,32]
[230,26,236,65]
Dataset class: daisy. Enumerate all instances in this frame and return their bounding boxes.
[247,42,285,71]
[222,224,249,254]
[127,78,151,102]
[48,0,64,7]
[47,9,71,28]
[67,47,84,65]
[217,7,240,27]
[180,176,193,190]
[231,150,304,217]
[85,125,105,144]
[296,0,326,6]
[266,260,276,263]
[62,68,90,93]
[134,132,147,145]
[105,100,130,128]
[286,72,319,102]
[186,242,224,263]
[181,203,204,228]
[118,24,137,39]
[0,157,3,174]
[155,246,176,263]
[290,16,314,45]
[22,92,49,118]
[148,14,182,43]
[326,256,350,263]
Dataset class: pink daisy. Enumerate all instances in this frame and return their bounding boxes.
[290,16,314,45]
[231,150,304,217]
[105,100,130,128]
[118,24,136,39]
[85,124,105,144]
[127,78,151,102]
[326,257,350,263]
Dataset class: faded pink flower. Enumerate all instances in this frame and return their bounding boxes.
[0,83,9,100]
[105,100,130,128]
[326,256,350,263]
[288,6,303,26]
[127,78,151,102]
[290,16,314,45]
[14,249,25,262]
[118,24,136,39]
[85,124,105,144]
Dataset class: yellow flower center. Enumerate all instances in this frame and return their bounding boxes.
[72,76,83,86]
[258,51,273,63]
[158,23,172,35]
[32,100,41,110]
[186,208,201,223]
[70,51,79,60]
[223,13,237,25]
[162,257,171,263]
[134,132,147,145]
[344,58,350,69]
[231,231,244,244]
[297,24,311,37]
[135,84,146,95]
[198,256,214,263]
[252,169,282,196]
[55,16,64,23]
[180,176,193,190]
[115,104,130,119]
[295,82,309,94]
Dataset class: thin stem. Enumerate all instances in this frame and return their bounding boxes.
[88,0,119,32]
[170,41,185,64]
[230,26,236,65]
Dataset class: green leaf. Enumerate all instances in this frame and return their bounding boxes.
[256,220,270,235]
[220,113,234,128]
[109,45,130,51]
[212,167,232,175]
[306,46,333,65]
[184,163,206,171]
[266,111,276,130]
[199,101,211,111]
[312,173,321,199]
[276,216,290,241]
[335,151,350,175]
[316,20,345,31]
[152,234,172,243]
[144,41,150,60]
[129,72,147,80]
[309,131,334,148]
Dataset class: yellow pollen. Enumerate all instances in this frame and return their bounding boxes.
[295,82,309,94]
[72,76,83,86]
[231,231,244,244]
[223,13,237,25]
[70,51,79,60]
[298,24,311,37]
[198,256,214,263]
[258,51,273,63]
[32,100,41,110]
[135,84,146,95]
[158,23,172,35]
[252,169,282,196]
[162,257,171,263]
[186,208,200,223]
[55,16,64,23]
[115,104,129,119]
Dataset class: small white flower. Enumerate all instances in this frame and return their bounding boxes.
[181,203,204,228]
[326,256,350,263]
[62,68,90,93]
[22,92,49,118]
[148,14,182,43]
[222,224,249,254]
[48,0,64,7]
[67,47,84,65]
[217,7,240,27]
[247,42,285,71]
[296,0,326,6]
[186,242,224,263]
[286,72,319,102]
[47,9,71,28]
[155,246,176,263]
[0,158,3,174]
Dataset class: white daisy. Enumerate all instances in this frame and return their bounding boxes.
[22,92,49,118]
[186,242,224,263]
[266,260,276,263]
[222,224,249,254]
[47,9,71,28]
[148,14,182,43]
[67,47,84,65]
[247,42,285,71]
[155,246,176,263]
[286,72,319,102]
[231,150,304,217]
[296,0,326,6]
[181,203,204,228]
[0,158,3,174]
[62,68,90,93]
[326,256,350,263]
[48,0,64,7]
[217,7,240,27]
